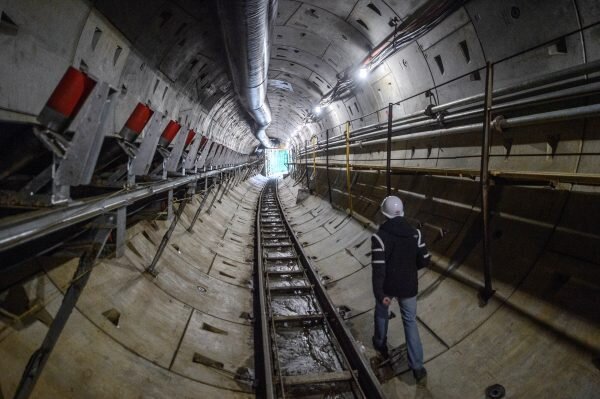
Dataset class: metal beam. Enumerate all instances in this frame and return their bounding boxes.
[480,62,495,304]
[205,176,223,215]
[13,215,114,399]
[146,188,191,276]
[326,129,332,204]
[0,162,259,252]
[386,103,393,196]
[304,140,309,189]
[187,182,214,232]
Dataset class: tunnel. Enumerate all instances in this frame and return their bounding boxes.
[0,0,599,398]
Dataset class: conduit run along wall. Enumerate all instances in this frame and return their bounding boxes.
[277,173,599,397]
[0,176,268,398]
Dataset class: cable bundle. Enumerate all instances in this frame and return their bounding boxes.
[315,0,468,117]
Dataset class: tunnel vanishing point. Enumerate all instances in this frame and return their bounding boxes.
[0,0,599,398]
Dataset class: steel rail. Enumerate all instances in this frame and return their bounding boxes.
[272,182,386,398]
[258,184,365,398]
[0,161,260,252]
[254,185,276,399]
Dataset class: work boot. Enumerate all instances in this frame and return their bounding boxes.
[372,337,389,359]
[413,367,427,383]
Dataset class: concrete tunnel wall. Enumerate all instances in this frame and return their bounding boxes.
[0,0,599,398]
[277,176,599,397]
[1,175,268,398]
[0,0,259,154]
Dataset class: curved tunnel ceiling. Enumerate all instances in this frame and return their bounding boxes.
[80,0,600,152]
[1,0,600,397]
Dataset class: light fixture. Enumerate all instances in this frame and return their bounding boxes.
[358,67,368,79]
[314,106,322,115]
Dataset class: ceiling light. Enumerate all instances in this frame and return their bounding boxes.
[314,106,322,115]
[358,67,368,79]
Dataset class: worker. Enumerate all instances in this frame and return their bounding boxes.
[371,195,431,382]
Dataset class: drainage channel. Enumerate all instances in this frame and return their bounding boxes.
[254,180,386,399]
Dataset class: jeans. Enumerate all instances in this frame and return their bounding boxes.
[373,296,424,370]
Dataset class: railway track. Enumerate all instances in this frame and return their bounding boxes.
[254,180,385,398]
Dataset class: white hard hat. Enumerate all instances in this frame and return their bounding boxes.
[381,196,404,218]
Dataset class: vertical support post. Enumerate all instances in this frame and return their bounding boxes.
[311,135,318,193]
[304,140,309,189]
[480,61,495,304]
[227,170,238,194]
[147,188,191,276]
[206,175,223,215]
[325,129,332,204]
[204,167,208,192]
[166,189,174,222]
[291,146,296,179]
[13,216,114,399]
[187,182,214,232]
[218,173,232,202]
[345,121,353,215]
[51,154,70,205]
[386,103,393,196]
[126,156,136,188]
[114,207,127,258]
[292,148,297,180]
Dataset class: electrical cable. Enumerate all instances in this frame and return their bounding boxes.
[310,0,468,120]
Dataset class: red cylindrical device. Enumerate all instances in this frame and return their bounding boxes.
[39,66,96,131]
[158,120,181,147]
[120,103,154,141]
[185,130,196,147]
[199,135,208,149]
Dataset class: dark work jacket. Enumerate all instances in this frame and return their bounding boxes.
[371,217,430,302]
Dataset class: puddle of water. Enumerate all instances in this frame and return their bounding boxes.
[275,324,345,376]
[265,248,295,258]
[271,294,319,316]
[266,261,301,273]
[269,275,309,288]
[262,228,286,234]
[263,217,281,221]
[263,239,292,246]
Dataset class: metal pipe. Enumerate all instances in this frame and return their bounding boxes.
[430,58,600,114]
[304,103,600,155]
[324,78,600,151]
[302,61,600,156]
[0,161,259,252]
[480,62,495,304]
[326,129,332,203]
[217,0,277,148]
[310,59,600,147]
[386,103,393,196]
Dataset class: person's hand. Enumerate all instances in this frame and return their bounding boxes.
[382,297,391,306]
